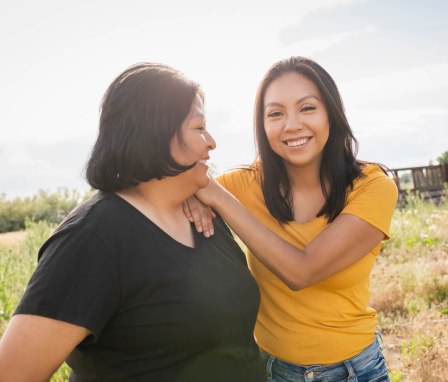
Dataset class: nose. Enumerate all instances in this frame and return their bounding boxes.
[284,112,303,132]
[206,131,216,151]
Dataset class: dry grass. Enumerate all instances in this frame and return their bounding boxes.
[0,199,447,382]
[371,203,448,382]
[0,230,27,247]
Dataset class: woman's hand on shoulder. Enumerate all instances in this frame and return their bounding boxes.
[183,177,234,238]
[183,196,216,238]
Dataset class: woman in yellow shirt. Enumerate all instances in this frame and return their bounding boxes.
[185,56,398,382]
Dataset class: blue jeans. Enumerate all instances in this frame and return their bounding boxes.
[260,333,390,382]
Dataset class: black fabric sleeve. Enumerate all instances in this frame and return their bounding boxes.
[14,227,121,342]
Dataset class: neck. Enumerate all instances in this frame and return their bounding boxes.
[285,161,323,192]
[128,177,192,213]
[284,160,328,224]
[117,176,197,247]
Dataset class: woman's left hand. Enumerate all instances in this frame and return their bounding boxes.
[183,196,216,238]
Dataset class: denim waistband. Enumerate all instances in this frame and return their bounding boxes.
[261,332,385,381]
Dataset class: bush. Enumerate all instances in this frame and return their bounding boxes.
[0,189,88,233]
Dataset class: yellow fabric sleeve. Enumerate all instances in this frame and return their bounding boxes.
[342,165,398,240]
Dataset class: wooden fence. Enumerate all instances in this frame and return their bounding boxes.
[391,164,448,202]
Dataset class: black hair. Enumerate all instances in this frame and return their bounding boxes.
[85,62,202,192]
[253,56,364,223]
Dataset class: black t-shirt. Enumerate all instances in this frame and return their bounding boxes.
[15,192,265,382]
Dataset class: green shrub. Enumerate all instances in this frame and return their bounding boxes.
[401,334,435,365]
[383,193,447,252]
[51,363,71,382]
[389,370,404,382]
[0,189,88,233]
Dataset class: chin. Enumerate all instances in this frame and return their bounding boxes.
[196,176,211,189]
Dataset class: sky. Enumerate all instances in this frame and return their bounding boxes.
[1,0,447,197]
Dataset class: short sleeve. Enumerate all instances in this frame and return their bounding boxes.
[216,168,257,201]
[14,227,121,341]
[341,166,398,240]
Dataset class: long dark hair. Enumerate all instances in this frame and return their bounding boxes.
[85,62,201,192]
[254,56,364,223]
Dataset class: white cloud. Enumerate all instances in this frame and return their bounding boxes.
[343,62,448,107]
[349,107,448,138]
[1,0,446,196]
[341,62,448,168]
[280,25,377,57]
[353,107,448,168]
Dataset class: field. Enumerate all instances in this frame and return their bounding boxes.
[0,195,447,381]
[370,195,448,381]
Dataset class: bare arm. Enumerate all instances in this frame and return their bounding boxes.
[195,178,385,291]
[0,314,90,382]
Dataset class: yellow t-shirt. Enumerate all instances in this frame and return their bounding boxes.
[217,163,398,365]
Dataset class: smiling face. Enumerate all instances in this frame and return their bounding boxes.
[170,93,216,189]
[263,72,330,171]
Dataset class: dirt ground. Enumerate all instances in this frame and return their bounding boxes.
[0,230,27,247]
[382,319,448,381]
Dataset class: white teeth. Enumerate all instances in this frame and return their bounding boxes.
[199,160,207,164]
[286,138,309,147]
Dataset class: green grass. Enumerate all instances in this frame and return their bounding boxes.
[0,220,72,381]
[1,193,447,381]
[371,193,448,381]
[0,220,52,322]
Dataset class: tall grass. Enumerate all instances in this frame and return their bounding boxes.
[0,193,447,381]
[371,193,448,381]
[0,220,71,381]
[0,220,52,322]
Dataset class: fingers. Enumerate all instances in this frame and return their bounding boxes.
[191,201,204,234]
[183,197,215,238]
[182,201,194,223]
[200,207,215,238]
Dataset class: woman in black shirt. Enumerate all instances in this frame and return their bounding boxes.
[0,63,265,382]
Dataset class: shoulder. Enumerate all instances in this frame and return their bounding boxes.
[206,213,248,266]
[38,192,128,260]
[351,163,398,197]
[53,191,135,235]
[345,163,398,218]
[58,191,119,225]
[211,213,235,238]
[343,163,398,239]
[216,166,260,198]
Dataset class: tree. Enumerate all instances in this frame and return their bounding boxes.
[437,151,448,164]
[399,172,411,184]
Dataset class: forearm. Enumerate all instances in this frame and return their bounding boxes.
[195,178,384,290]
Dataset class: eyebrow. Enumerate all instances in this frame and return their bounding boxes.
[264,95,321,110]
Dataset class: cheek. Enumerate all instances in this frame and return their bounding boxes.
[169,140,182,163]
[323,123,330,143]
[314,115,330,140]
[170,140,193,166]
[264,122,280,143]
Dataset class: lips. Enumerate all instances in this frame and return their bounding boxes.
[284,137,311,147]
